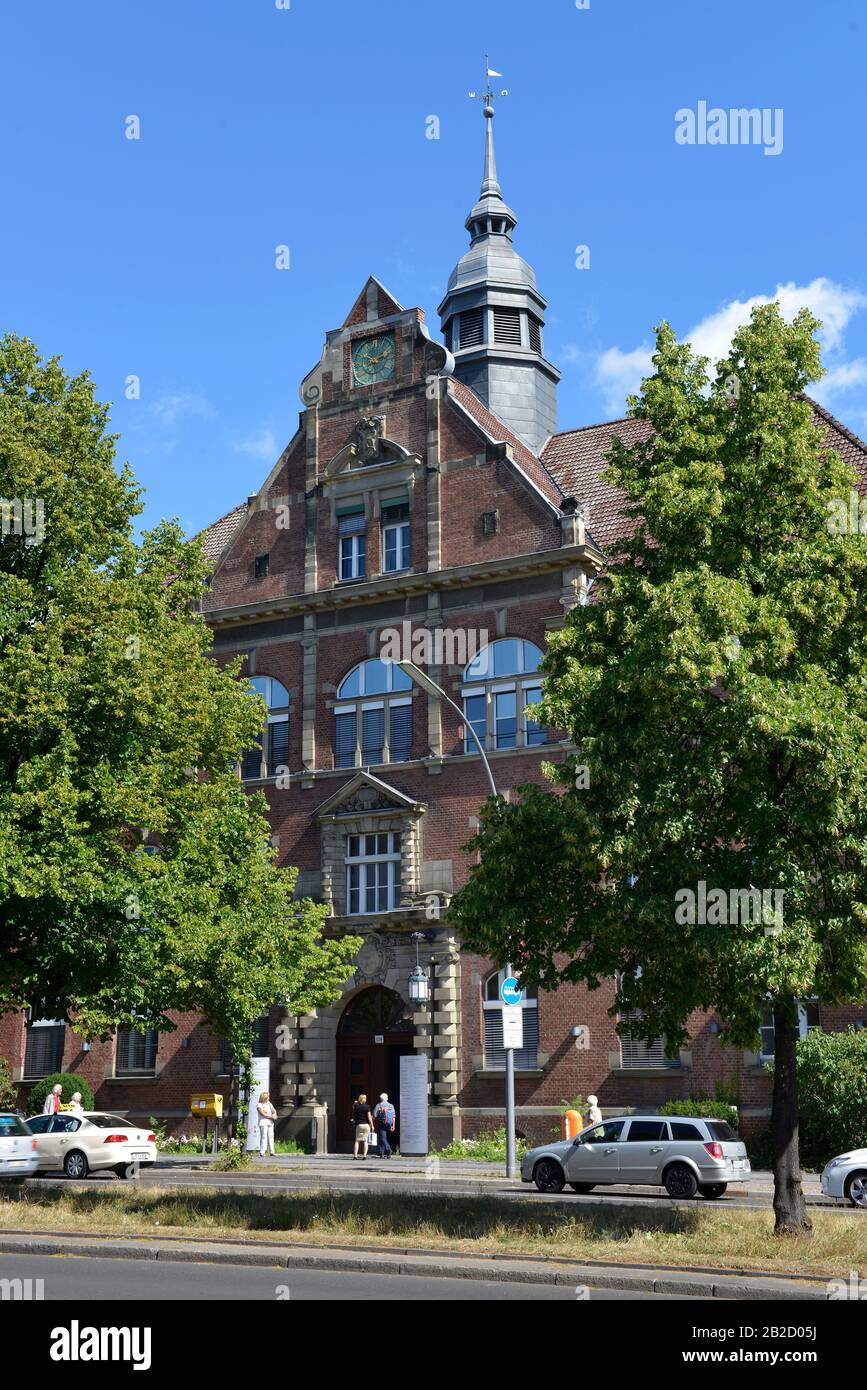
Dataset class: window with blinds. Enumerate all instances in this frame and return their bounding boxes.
[389,701,412,762]
[361,706,385,764]
[493,308,523,345]
[460,308,484,348]
[483,1006,539,1070]
[116,1028,158,1075]
[23,1022,65,1078]
[620,1012,668,1068]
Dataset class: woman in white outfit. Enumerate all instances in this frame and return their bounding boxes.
[257,1090,277,1156]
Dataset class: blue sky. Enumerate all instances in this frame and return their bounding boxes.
[2,0,866,537]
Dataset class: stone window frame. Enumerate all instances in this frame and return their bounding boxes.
[241,675,291,781]
[334,659,414,770]
[461,638,547,754]
[320,806,423,920]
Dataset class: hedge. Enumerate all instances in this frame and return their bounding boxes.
[656,1097,739,1131]
[796,1027,867,1169]
[27,1073,95,1116]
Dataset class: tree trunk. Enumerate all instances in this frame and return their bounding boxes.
[770,998,811,1235]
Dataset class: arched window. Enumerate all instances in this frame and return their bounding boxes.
[241,675,290,780]
[335,659,413,768]
[482,969,539,1070]
[462,639,546,754]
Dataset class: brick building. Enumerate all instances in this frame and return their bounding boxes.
[4,101,867,1146]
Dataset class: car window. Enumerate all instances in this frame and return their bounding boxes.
[582,1120,625,1144]
[0,1115,30,1137]
[625,1119,668,1142]
[52,1116,81,1133]
[670,1121,703,1141]
[84,1114,135,1129]
[25,1115,53,1134]
[707,1121,736,1142]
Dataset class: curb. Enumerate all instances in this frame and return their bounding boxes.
[0,1233,832,1299]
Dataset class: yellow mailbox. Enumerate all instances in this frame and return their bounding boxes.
[190,1093,223,1118]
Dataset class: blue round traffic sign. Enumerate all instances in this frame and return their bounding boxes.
[500,976,523,1006]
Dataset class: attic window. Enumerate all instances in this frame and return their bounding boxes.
[482,509,500,536]
[493,309,522,345]
[528,316,542,354]
[254,553,270,580]
[460,309,484,349]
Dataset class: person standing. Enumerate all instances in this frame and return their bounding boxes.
[586,1094,602,1127]
[68,1092,84,1117]
[373,1093,396,1159]
[256,1091,277,1156]
[351,1094,374,1159]
[42,1083,62,1116]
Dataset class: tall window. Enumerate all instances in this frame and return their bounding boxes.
[619,1010,669,1068]
[242,676,290,780]
[462,639,546,753]
[381,500,410,573]
[116,1026,158,1076]
[482,969,539,1070]
[345,833,402,914]
[338,506,366,580]
[759,999,820,1061]
[23,1016,65,1078]
[335,659,413,768]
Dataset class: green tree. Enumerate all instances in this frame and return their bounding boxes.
[0,335,359,1051]
[452,304,867,1234]
[794,1027,867,1169]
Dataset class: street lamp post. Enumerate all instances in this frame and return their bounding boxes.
[398,659,517,1179]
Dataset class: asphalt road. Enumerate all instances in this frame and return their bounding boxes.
[0,1252,692,1300]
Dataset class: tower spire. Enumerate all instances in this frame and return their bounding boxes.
[438,61,560,454]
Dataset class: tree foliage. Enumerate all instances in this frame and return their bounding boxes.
[795,1027,867,1168]
[452,304,867,1229]
[0,335,359,1050]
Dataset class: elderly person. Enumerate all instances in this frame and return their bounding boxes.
[586,1094,602,1127]
[68,1092,84,1117]
[42,1083,63,1115]
[256,1091,277,1156]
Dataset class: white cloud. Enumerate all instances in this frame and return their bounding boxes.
[148,392,215,428]
[232,428,280,462]
[591,277,867,416]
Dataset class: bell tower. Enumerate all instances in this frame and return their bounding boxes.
[438,68,560,454]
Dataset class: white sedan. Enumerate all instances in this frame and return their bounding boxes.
[0,1114,39,1180]
[25,1111,157,1180]
[820,1148,867,1209]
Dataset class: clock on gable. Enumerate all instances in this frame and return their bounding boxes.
[352,333,396,388]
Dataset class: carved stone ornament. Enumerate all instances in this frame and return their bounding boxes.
[355,415,385,462]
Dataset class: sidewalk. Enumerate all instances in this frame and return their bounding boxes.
[153,1153,828,1201]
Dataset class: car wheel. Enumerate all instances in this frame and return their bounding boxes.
[114,1164,134,1179]
[533,1158,566,1194]
[664,1163,698,1199]
[63,1150,89,1180]
[569,1183,595,1194]
[845,1170,867,1210]
[698,1182,728,1199]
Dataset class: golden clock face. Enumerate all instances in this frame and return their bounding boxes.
[352,334,396,387]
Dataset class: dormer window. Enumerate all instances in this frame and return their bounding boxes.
[338,505,366,581]
[381,500,410,573]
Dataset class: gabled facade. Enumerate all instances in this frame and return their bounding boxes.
[5,105,867,1148]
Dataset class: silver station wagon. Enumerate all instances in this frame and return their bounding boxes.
[521,1115,751,1199]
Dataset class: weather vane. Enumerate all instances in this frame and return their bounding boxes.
[469,55,509,112]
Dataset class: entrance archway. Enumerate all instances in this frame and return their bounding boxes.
[336,986,415,1151]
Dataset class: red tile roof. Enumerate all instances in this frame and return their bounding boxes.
[194,502,247,568]
[447,378,564,508]
[541,398,867,554]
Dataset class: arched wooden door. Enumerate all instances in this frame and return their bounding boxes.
[336,986,415,1150]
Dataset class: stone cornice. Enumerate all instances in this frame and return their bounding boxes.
[204,541,604,630]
